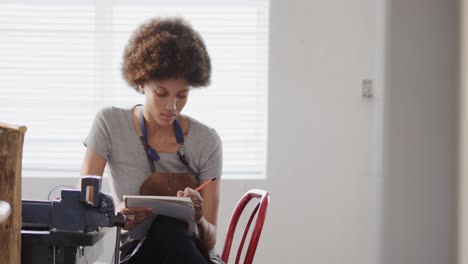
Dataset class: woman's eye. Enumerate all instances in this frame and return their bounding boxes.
[177,93,188,99]
[177,91,189,99]
[155,89,168,97]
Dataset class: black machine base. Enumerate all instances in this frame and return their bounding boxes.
[21,229,109,264]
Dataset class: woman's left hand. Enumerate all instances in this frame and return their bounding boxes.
[177,187,204,223]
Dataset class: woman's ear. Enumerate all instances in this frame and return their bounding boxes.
[138,84,145,94]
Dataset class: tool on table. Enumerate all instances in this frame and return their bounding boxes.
[22,176,125,264]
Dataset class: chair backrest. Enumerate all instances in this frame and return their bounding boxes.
[221,189,270,264]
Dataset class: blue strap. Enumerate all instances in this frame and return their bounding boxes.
[139,109,160,161]
[138,106,199,181]
[138,107,184,162]
[173,118,184,145]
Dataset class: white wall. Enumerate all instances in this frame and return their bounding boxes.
[382,0,459,264]
[22,0,383,263]
[20,0,460,263]
[256,0,381,263]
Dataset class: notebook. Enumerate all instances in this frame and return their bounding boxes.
[123,195,195,239]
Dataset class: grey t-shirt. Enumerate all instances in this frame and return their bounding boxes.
[84,106,223,204]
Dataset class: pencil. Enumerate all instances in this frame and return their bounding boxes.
[195,178,217,192]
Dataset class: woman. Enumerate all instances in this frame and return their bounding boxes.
[80,17,222,263]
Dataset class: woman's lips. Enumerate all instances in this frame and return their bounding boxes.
[161,113,175,121]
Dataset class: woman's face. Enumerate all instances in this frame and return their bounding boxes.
[140,78,189,127]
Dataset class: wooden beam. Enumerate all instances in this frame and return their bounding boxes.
[0,123,27,264]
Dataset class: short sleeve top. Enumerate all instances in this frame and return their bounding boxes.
[83,106,223,204]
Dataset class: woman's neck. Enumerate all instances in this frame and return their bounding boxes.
[143,111,175,138]
[147,123,174,139]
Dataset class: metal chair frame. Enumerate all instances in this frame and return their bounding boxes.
[221,189,270,264]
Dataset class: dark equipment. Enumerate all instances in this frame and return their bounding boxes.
[21,176,125,264]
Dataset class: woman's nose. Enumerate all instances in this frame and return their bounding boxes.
[165,97,177,111]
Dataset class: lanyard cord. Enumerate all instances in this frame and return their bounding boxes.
[138,107,200,183]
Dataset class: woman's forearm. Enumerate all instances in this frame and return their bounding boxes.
[197,217,217,250]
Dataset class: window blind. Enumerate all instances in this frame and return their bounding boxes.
[0,0,269,179]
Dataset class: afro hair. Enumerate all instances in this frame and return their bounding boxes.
[121,17,211,92]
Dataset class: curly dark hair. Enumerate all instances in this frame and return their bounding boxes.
[121,17,211,91]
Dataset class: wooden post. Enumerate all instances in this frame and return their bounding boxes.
[0,122,27,264]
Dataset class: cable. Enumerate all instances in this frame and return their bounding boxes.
[47,184,74,200]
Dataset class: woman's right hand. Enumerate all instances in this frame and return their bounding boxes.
[116,202,155,230]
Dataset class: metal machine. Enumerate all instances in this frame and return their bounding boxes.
[21,176,125,264]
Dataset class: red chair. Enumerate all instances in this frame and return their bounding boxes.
[221,189,270,264]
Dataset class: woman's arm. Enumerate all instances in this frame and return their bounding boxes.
[195,131,222,249]
[78,147,106,201]
[178,178,220,249]
[198,178,220,248]
[80,147,153,229]
[81,147,107,177]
